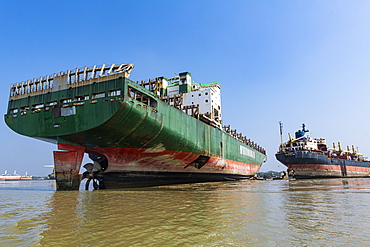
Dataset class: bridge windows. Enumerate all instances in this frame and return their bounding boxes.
[32,104,44,113]
[61,98,72,104]
[108,89,121,96]
[9,108,18,114]
[20,106,29,115]
[44,101,57,111]
[92,92,105,99]
[74,95,89,101]
[46,101,57,106]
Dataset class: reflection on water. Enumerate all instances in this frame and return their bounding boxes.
[0,181,55,246]
[281,179,370,246]
[39,181,269,246]
[1,179,370,246]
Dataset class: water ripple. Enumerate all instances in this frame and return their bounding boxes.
[1,179,370,246]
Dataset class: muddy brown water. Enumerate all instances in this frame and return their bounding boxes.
[1,178,370,246]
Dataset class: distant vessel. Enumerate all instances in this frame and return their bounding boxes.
[276,124,370,178]
[20,172,33,180]
[0,170,32,181]
[5,63,266,190]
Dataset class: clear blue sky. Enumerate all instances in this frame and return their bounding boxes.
[1,0,370,176]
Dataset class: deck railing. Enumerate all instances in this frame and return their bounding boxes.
[9,63,134,98]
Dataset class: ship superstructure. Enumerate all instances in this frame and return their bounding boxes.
[276,124,370,178]
[5,63,266,190]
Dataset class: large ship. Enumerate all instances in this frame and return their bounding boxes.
[276,124,370,178]
[5,63,266,190]
[0,170,33,181]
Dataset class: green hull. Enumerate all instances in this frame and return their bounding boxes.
[5,66,266,189]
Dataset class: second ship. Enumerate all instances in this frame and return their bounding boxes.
[276,124,370,178]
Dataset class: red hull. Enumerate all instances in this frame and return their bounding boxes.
[287,164,370,178]
[55,143,260,189]
[58,143,260,176]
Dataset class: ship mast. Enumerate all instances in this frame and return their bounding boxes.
[279,121,284,146]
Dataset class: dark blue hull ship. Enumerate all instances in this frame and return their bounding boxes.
[275,124,370,178]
